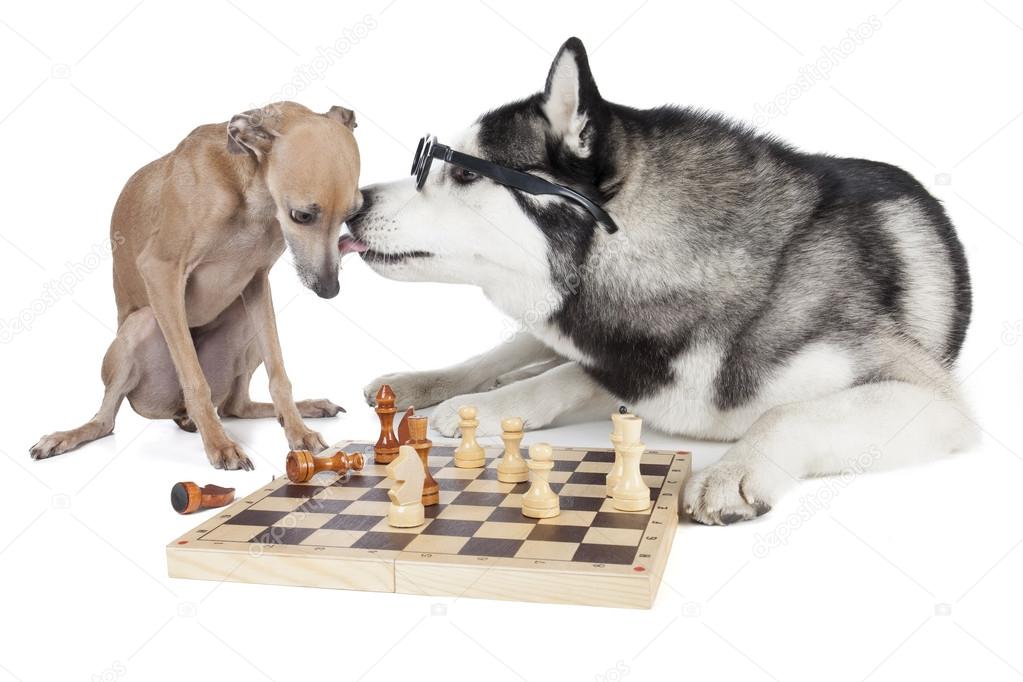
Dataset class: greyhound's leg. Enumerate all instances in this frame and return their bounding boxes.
[432,361,619,437]
[363,332,560,409]
[220,342,343,419]
[30,309,148,459]
[240,271,327,452]
[139,258,252,470]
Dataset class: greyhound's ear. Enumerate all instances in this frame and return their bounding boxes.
[226,109,276,158]
[325,105,357,130]
[542,37,603,158]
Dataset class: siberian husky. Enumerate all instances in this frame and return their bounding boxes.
[345,38,975,524]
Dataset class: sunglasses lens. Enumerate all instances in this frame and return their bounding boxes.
[411,136,426,175]
[414,136,435,191]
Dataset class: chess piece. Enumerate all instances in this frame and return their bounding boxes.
[170,482,235,515]
[497,417,528,483]
[406,415,439,506]
[396,406,415,444]
[386,445,426,527]
[454,405,486,468]
[373,384,400,464]
[606,407,635,496]
[286,449,365,483]
[613,416,651,512]
[522,443,559,519]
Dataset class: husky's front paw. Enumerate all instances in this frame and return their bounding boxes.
[684,461,789,525]
[431,394,554,438]
[363,370,471,410]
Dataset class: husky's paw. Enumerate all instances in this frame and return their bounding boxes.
[363,370,473,410]
[431,393,554,438]
[684,461,788,525]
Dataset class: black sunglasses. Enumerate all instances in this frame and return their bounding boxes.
[411,134,618,234]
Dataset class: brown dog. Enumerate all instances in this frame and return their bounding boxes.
[30,101,361,469]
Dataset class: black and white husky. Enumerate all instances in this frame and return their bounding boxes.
[346,37,976,525]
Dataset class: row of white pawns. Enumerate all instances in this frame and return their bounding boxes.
[385,408,650,528]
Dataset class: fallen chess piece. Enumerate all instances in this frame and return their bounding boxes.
[454,405,485,468]
[373,384,400,464]
[387,445,426,527]
[171,482,235,515]
[522,443,560,519]
[497,416,528,483]
[612,416,651,512]
[286,449,365,482]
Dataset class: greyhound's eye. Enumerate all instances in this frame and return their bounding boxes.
[451,167,479,185]
[290,209,316,225]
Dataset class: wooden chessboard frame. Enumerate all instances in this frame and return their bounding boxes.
[167,441,691,609]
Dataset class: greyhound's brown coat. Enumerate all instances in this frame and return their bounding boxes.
[31,101,361,470]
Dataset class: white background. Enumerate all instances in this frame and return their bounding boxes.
[1,1,1022,680]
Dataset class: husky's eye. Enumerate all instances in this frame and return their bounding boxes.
[290,209,317,225]
[451,167,479,184]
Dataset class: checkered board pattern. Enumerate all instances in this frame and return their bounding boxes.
[167,441,691,609]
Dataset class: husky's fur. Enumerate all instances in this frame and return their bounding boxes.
[348,38,975,524]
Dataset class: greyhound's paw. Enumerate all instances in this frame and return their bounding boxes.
[207,442,254,471]
[288,429,328,454]
[30,431,76,459]
[363,370,469,410]
[683,461,787,525]
[30,423,111,460]
[296,399,345,418]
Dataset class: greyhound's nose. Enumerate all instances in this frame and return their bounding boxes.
[313,277,340,299]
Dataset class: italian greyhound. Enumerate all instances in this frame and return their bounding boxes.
[31,101,361,470]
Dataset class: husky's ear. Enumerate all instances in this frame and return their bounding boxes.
[227,108,278,158]
[542,37,603,158]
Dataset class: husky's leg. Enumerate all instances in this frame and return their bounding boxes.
[432,361,618,437]
[363,332,559,409]
[684,360,977,525]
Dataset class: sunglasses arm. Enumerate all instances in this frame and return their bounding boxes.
[443,149,618,234]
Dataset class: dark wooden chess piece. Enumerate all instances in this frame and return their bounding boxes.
[171,482,235,515]
[397,406,415,444]
[286,450,365,482]
[406,415,439,506]
[373,384,400,464]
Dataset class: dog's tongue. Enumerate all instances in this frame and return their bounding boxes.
[339,233,369,256]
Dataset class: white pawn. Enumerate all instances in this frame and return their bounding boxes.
[606,409,634,496]
[612,416,650,512]
[386,445,426,527]
[497,417,528,483]
[522,443,560,519]
[454,405,485,468]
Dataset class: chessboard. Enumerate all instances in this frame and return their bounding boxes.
[167,441,690,609]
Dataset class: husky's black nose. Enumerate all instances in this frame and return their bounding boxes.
[346,188,374,237]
